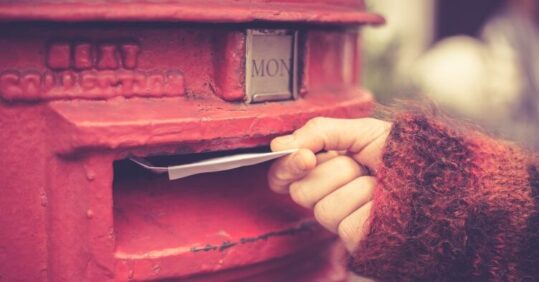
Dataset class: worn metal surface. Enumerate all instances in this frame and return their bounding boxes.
[0,0,378,281]
[0,0,384,25]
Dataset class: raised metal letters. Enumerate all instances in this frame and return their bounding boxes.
[0,40,184,101]
[0,70,184,100]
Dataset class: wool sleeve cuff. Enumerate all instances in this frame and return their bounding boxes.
[349,113,538,281]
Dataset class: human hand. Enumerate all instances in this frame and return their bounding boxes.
[267,117,392,251]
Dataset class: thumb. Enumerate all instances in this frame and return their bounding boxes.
[271,117,391,172]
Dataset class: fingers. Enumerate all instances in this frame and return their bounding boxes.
[338,201,373,252]
[288,156,366,208]
[313,176,376,233]
[268,117,385,251]
[268,149,316,194]
[271,117,391,171]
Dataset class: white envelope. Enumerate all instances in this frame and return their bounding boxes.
[130,149,297,180]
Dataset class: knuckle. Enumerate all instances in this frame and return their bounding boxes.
[273,168,289,182]
[313,200,337,231]
[364,176,378,188]
[267,166,285,191]
[337,219,356,244]
[267,176,285,193]
[305,117,327,130]
[369,118,392,134]
[334,156,360,174]
[289,182,311,208]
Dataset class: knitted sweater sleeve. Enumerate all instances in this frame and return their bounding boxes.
[349,113,539,281]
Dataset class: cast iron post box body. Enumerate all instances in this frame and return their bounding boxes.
[0,1,383,281]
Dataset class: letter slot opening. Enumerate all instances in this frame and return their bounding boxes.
[112,147,325,275]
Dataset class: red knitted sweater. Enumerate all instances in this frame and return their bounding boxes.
[350,113,539,281]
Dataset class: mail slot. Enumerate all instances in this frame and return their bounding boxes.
[0,1,383,281]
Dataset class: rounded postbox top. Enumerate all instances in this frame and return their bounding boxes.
[0,0,384,25]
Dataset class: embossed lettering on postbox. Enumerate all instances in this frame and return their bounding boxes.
[0,40,184,101]
[245,29,298,103]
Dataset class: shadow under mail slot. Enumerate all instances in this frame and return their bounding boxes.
[130,149,297,180]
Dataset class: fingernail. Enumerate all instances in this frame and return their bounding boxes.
[292,152,306,170]
[271,135,296,151]
[294,150,315,171]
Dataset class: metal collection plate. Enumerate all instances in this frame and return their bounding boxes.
[245,29,298,103]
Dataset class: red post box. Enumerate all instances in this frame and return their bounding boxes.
[0,1,383,281]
